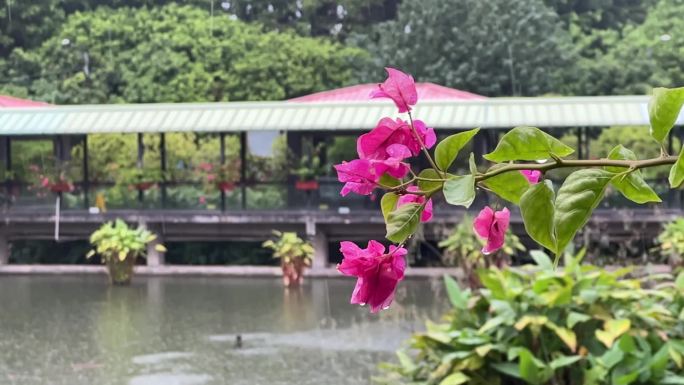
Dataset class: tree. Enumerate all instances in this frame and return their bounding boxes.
[354,0,574,96]
[560,0,684,95]
[3,4,367,104]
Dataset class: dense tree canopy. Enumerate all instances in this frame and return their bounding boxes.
[559,0,684,95]
[354,0,574,96]
[1,4,366,103]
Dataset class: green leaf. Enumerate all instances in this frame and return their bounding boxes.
[596,319,631,348]
[438,372,469,385]
[378,173,401,188]
[385,203,423,243]
[417,168,443,193]
[549,355,582,370]
[529,250,554,271]
[491,363,522,379]
[606,145,661,203]
[520,181,556,252]
[567,312,591,328]
[444,274,468,310]
[670,148,684,188]
[435,128,480,171]
[443,175,476,207]
[468,152,478,176]
[519,348,551,385]
[380,192,399,221]
[554,169,614,255]
[546,322,577,352]
[483,166,531,205]
[649,87,684,143]
[484,126,574,162]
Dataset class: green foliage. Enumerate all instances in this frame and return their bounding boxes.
[262,230,314,265]
[379,253,684,385]
[657,218,684,264]
[5,4,366,104]
[650,87,684,144]
[481,167,531,205]
[484,126,574,162]
[87,219,162,263]
[386,203,423,244]
[435,129,480,172]
[443,176,476,208]
[561,0,684,95]
[606,145,661,203]
[355,0,573,96]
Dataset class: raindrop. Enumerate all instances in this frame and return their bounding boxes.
[382,305,390,310]
[404,24,412,34]
[482,250,492,256]
[359,303,366,306]
[660,34,672,42]
[61,38,71,46]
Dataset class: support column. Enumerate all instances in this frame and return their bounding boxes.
[0,232,9,265]
[139,221,165,266]
[309,222,328,270]
[146,230,165,267]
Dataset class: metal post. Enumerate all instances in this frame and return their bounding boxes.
[220,132,226,212]
[83,135,90,209]
[160,133,167,209]
[137,133,144,205]
[583,127,590,159]
[240,132,247,210]
[576,127,583,159]
[4,137,11,209]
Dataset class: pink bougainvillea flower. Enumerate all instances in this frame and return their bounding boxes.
[357,117,436,160]
[521,170,542,184]
[334,158,409,196]
[198,162,213,172]
[370,67,418,113]
[337,240,407,313]
[397,186,433,222]
[335,144,411,196]
[41,177,50,188]
[473,207,510,255]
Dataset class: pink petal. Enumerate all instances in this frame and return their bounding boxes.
[413,120,436,150]
[421,198,433,222]
[368,254,406,312]
[369,68,418,114]
[338,241,379,276]
[334,159,380,196]
[481,208,511,255]
[473,207,495,238]
[350,276,373,306]
[521,170,542,184]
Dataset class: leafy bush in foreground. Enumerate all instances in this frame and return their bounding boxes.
[378,251,684,385]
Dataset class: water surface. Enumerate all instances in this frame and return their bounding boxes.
[0,275,447,385]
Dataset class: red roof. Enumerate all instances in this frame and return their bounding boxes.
[0,95,50,108]
[289,82,485,102]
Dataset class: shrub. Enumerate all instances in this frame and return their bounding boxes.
[378,251,684,385]
[262,230,314,287]
[657,218,684,266]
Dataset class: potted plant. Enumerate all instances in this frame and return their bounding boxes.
[27,161,75,196]
[292,143,326,191]
[86,219,166,285]
[110,164,164,191]
[195,162,240,193]
[262,230,314,287]
[656,218,684,266]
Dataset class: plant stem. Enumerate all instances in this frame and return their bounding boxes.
[474,156,678,182]
[407,111,443,177]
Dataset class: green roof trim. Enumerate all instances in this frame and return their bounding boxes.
[0,96,672,135]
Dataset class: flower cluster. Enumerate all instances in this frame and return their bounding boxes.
[334,68,544,313]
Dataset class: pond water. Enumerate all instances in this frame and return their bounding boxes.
[0,275,448,385]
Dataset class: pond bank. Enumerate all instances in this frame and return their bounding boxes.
[0,264,464,278]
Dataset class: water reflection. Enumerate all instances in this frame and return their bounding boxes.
[0,276,447,385]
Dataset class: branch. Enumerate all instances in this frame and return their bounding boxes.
[407,111,443,177]
[474,156,678,183]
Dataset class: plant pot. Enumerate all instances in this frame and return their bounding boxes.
[49,182,73,193]
[216,181,235,192]
[133,182,155,191]
[281,259,307,287]
[106,254,137,285]
[295,180,319,191]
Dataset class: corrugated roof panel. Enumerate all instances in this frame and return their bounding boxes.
[1,95,680,135]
